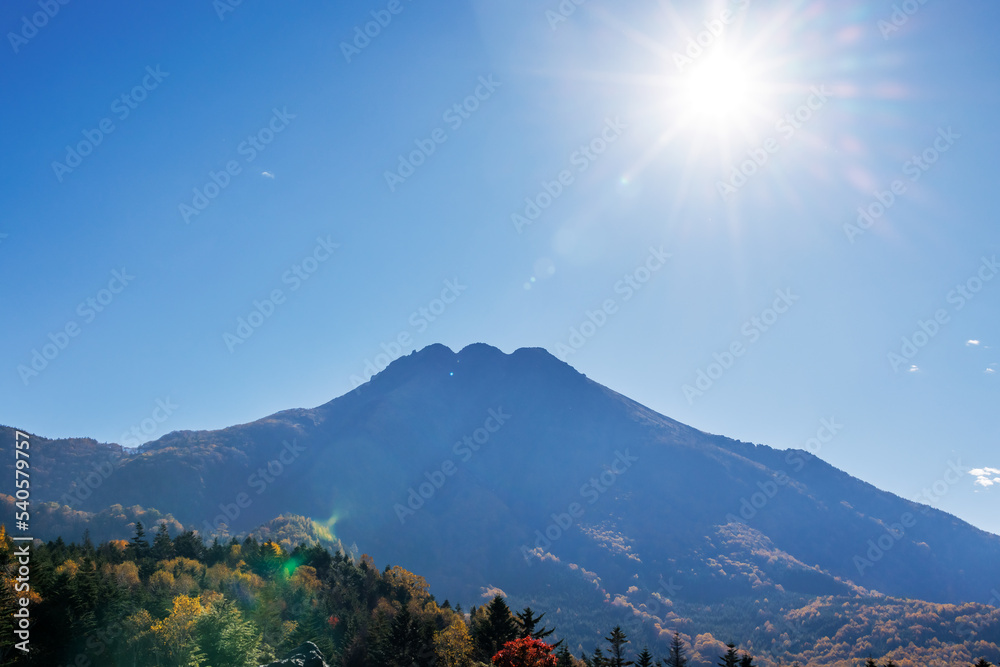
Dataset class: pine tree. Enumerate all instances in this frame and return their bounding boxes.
[718,643,739,667]
[517,606,562,647]
[663,632,687,667]
[605,626,633,667]
[153,523,174,561]
[739,653,755,667]
[129,520,150,559]
[973,659,994,667]
[556,645,576,667]
[472,595,519,660]
[636,646,655,667]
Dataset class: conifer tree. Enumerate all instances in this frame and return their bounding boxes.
[718,643,739,667]
[605,626,633,667]
[663,632,688,667]
[473,595,519,660]
[635,646,655,667]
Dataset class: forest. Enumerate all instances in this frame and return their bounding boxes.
[0,522,996,667]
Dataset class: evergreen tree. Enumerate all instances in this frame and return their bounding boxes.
[517,606,562,648]
[739,653,755,667]
[605,626,633,667]
[472,595,519,660]
[663,632,687,667]
[718,643,739,667]
[152,522,175,560]
[129,520,150,559]
[556,645,576,667]
[864,659,878,667]
[196,598,262,666]
[636,646,655,667]
[973,660,994,667]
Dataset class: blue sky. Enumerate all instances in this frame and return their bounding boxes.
[2,0,998,535]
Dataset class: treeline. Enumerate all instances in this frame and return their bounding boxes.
[1,524,997,667]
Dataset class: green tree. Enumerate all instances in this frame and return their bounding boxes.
[517,606,559,644]
[472,595,519,660]
[129,520,151,559]
[196,599,262,667]
[604,626,633,667]
[153,522,175,560]
[718,643,739,667]
[635,646,655,667]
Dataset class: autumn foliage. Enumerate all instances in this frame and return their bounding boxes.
[492,636,558,667]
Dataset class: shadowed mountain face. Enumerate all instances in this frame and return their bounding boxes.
[4,343,999,613]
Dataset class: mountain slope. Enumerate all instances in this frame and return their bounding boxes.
[3,343,999,658]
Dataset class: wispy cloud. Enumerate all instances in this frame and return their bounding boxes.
[261,171,274,179]
[987,364,997,375]
[969,467,1000,488]
[908,364,919,373]
[967,339,980,346]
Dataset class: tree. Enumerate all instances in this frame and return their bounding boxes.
[473,595,520,660]
[129,520,150,559]
[153,523,175,561]
[196,598,262,667]
[492,637,557,667]
[663,632,687,667]
[635,647,654,667]
[604,626,633,667]
[718,643,739,667]
[555,646,576,667]
[517,607,559,643]
[973,660,994,667]
[738,654,755,667]
[864,659,878,667]
[435,617,474,667]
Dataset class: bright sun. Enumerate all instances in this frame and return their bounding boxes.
[673,48,771,136]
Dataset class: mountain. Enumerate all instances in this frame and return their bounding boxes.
[3,343,999,663]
